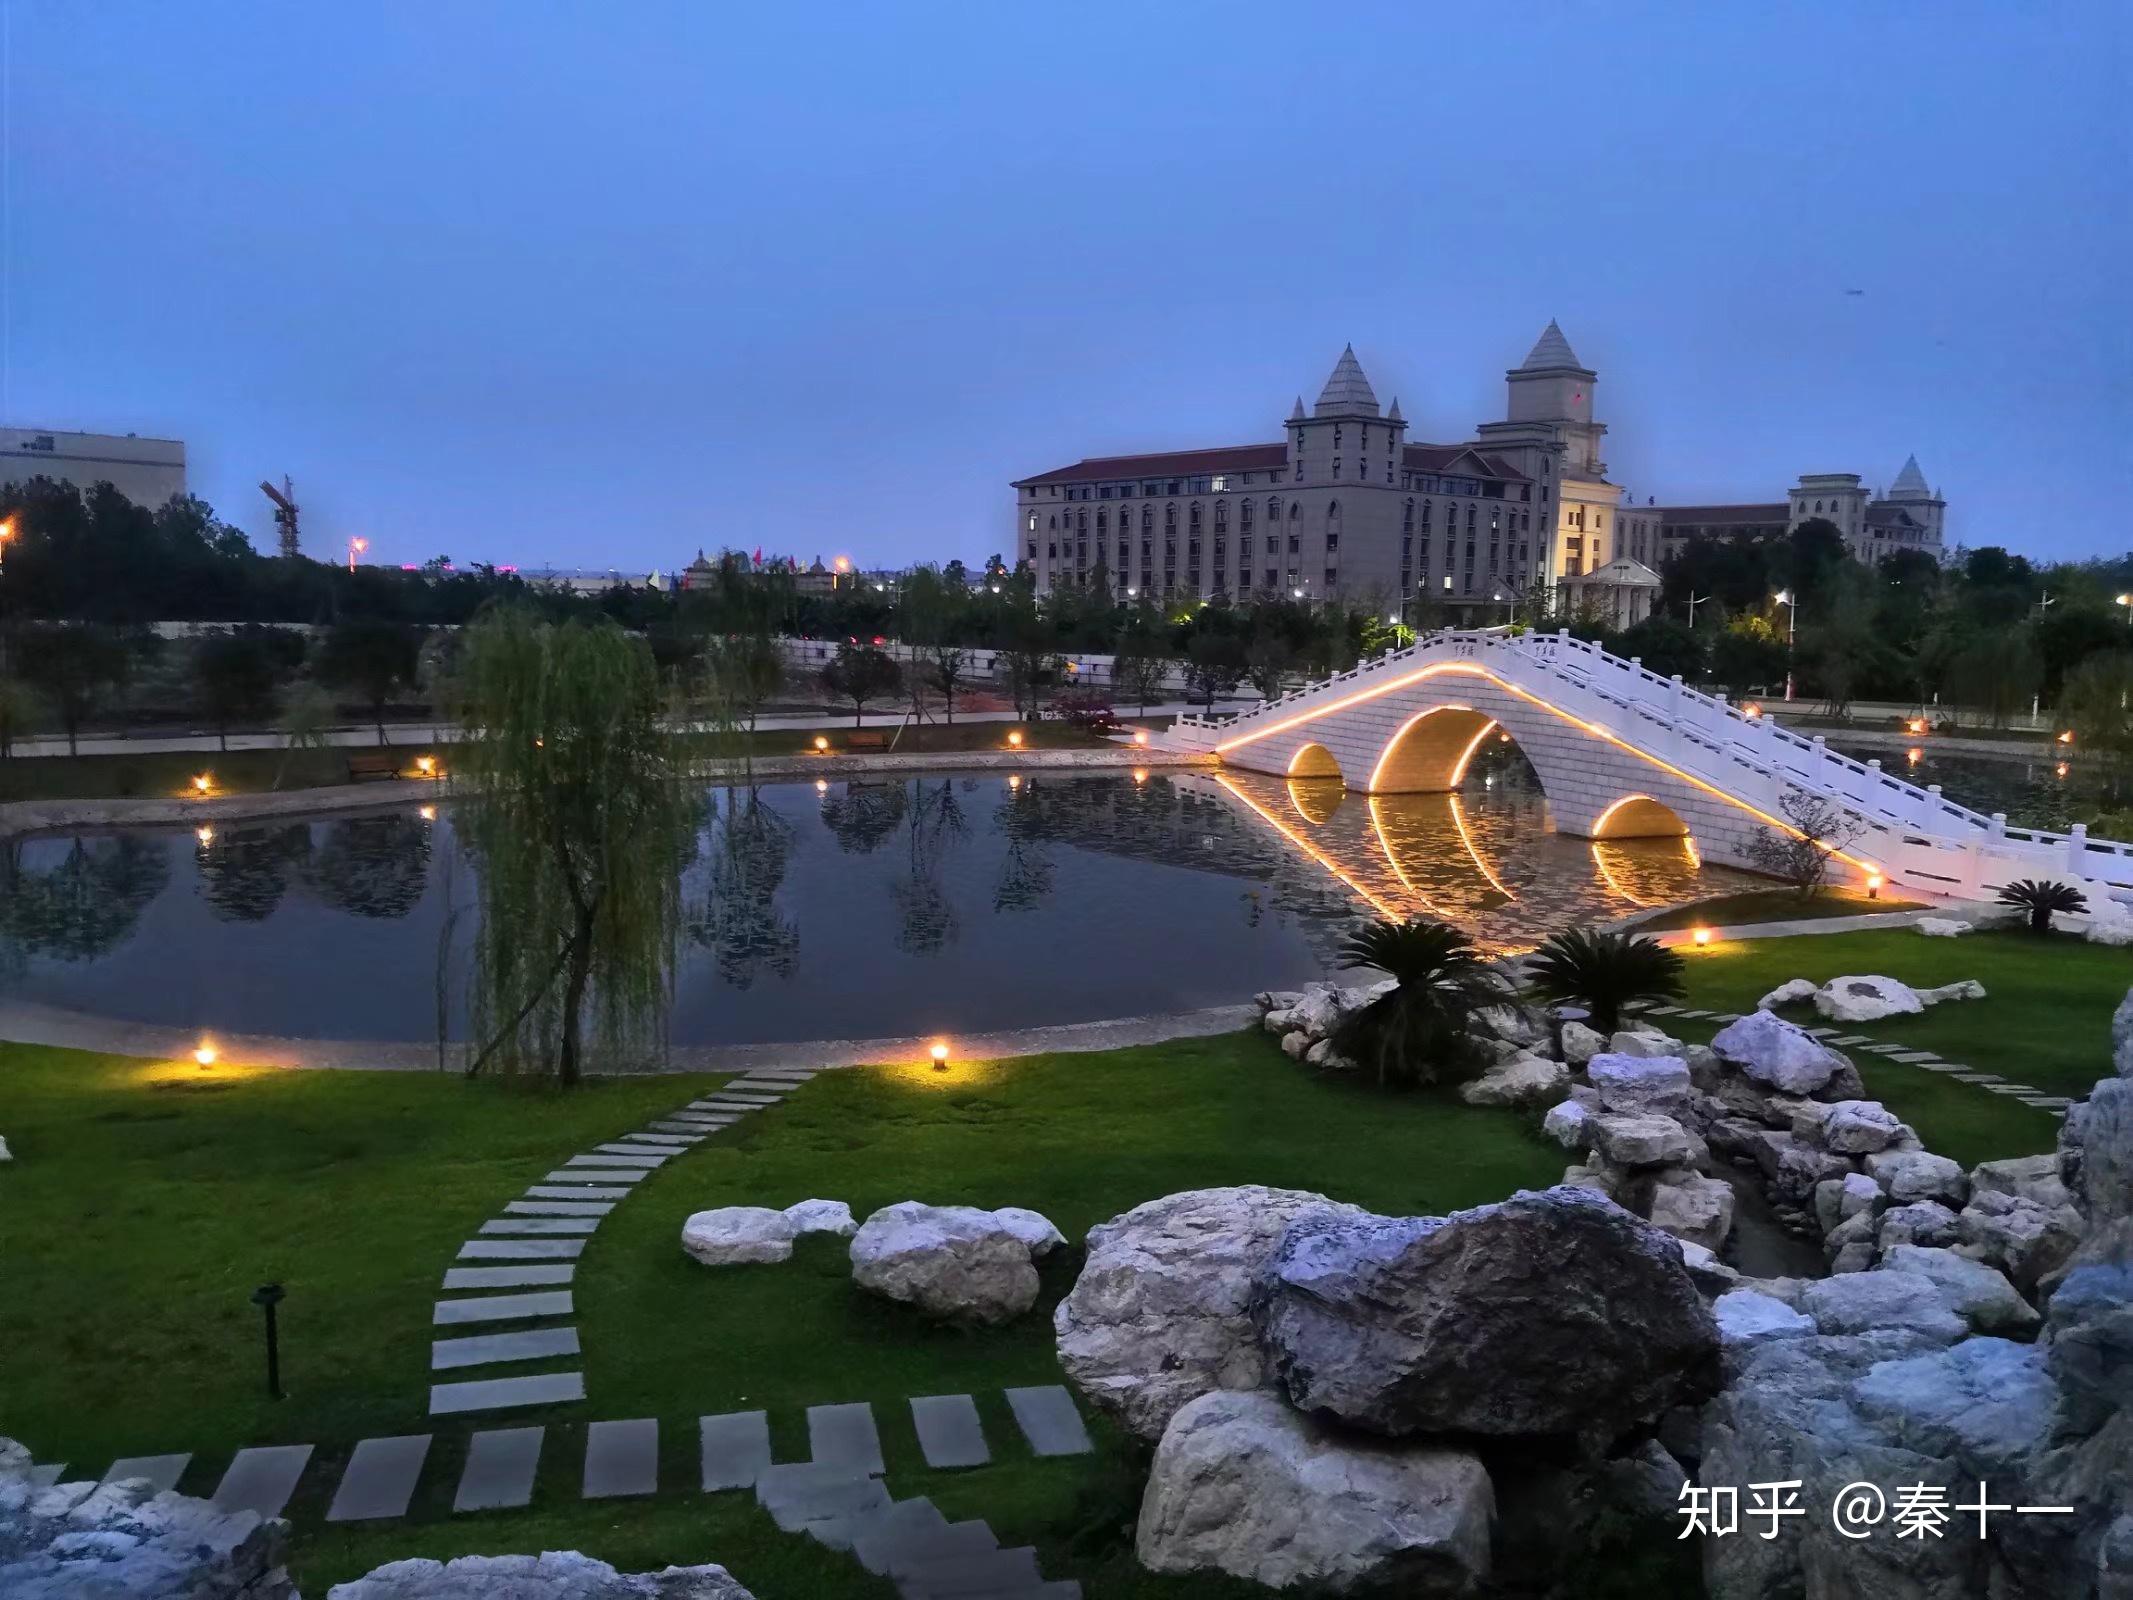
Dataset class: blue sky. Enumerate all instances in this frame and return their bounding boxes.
[8,2,2128,571]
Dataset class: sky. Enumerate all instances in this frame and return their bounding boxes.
[7,2,2130,573]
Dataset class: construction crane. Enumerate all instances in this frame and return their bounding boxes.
[260,476,300,559]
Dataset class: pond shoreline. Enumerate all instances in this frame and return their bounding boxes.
[0,746,1215,842]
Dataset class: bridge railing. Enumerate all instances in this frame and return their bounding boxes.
[1172,626,2133,889]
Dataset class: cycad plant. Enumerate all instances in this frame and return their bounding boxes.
[1331,919,1509,1089]
[1523,926,1686,1035]
[1996,878,2088,935]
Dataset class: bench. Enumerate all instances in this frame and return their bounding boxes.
[844,730,890,752]
[346,752,401,782]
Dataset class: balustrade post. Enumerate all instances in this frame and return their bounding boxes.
[1990,811,2008,840]
[2068,823,2090,877]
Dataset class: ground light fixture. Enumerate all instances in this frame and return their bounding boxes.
[2058,731,2074,746]
[1008,774,1022,791]
[193,1038,218,1068]
[1134,729,1150,746]
[1865,872,1884,899]
[418,805,436,822]
[416,754,437,777]
[251,1283,286,1400]
[1907,747,1923,765]
[1007,729,1024,748]
[192,772,213,796]
[814,735,829,753]
[2057,763,2070,779]
[929,1041,950,1072]
[1691,927,1714,948]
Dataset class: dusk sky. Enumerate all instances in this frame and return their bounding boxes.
[10,2,2129,573]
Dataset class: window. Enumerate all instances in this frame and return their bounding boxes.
[1142,507,1153,534]
[1026,513,1037,532]
[1267,496,1280,521]
[1326,532,1340,551]
[1096,511,1107,534]
[1189,502,1202,532]
[1241,500,1253,529]
[1333,426,1343,449]
[1324,567,1337,588]
[1331,458,1340,477]
[1026,541,1036,559]
[1403,498,1414,530]
[1047,542,1057,559]
[1165,504,1177,531]
[1214,503,1227,533]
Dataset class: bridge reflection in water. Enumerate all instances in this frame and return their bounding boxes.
[1202,759,1755,954]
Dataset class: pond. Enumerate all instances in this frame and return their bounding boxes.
[0,758,1756,1046]
[1829,739,2132,833]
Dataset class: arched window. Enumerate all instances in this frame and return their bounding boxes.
[1267,496,1281,521]
[1327,499,1340,522]
[1165,503,1177,532]
[1241,500,1254,529]
[1214,502,1227,533]
[1403,498,1414,530]
[1096,510,1107,534]
[1141,507,1153,534]
[1189,501,1202,531]
[1047,515,1057,530]
[1814,500,1823,513]
[1289,502,1301,521]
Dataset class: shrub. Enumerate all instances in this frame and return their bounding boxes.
[1522,926,1686,1035]
[1331,919,1508,1090]
[1996,878,2088,935]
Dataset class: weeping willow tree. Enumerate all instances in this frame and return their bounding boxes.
[452,609,697,1085]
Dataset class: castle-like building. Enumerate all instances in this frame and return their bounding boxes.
[1011,327,1943,615]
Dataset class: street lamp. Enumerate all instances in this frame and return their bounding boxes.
[2118,593,2132,626]
[347,536,369,573]
[1773,589,1798,702]
[0,515,14,572]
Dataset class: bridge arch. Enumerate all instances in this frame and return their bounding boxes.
[1591,793,1692,840]
[1287,775,1343,826]
[1367,707,1499,793]
[1287,742,1344,782]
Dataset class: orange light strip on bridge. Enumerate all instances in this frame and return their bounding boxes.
[1213,773,1406,921]
[1449,794,1516,899]
[1366,794,1456,922]
[1216,661,1877,878]
[1362,705,1477,792]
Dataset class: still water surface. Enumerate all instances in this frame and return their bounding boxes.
[0,759,1751,1045]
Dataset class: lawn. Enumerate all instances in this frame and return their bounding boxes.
[1662,925,2124,1167]
[1631,886,1925,933]
[0,1032,1561,1597]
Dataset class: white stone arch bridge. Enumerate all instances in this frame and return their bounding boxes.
[1159,629,2133,905]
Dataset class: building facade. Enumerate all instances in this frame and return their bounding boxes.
[1014,335,1608,618]
[1659,456,1945,567]
[1,427,187,508]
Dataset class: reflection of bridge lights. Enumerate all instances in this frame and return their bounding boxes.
[1449,794,1514,899]
[1219,774,1404,921]
[1132,769,1148,784]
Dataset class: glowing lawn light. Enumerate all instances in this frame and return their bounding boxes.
[1691,927,1714,948]
[415,754,437,777]
[815,778,829,794]
[929,1040,950,1071]
[193,1038,219,1068]
[1743,702,1762,720]
[1866,871,1883,900]
[418,804,436,822]
[192,772,213,796]
[814,735,829,753]
[1134,729,1149,746]
[1008,774,1023,791]
[2057,762,2070,779]
[2058,730,2074,745]
[1907,747,1923,764]
[1007,729,1024,748]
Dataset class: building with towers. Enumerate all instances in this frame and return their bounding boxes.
[1010,324,1944,616]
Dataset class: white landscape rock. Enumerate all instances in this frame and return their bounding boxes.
[1813,974,1924,1023]
[848,1202,1038,1325]
[781,1199,857,1239]
[1541,1098,1594,1151]
[1559,1020,1608,1066]
[1607,1030,1685,1059]
[1864,1148,1969,1208]
[682,1206,800,1266]
[1711,1288,1815,1349]
[1588,1113,1697,1170]
[1053,1185,1368,1441]
[1756,978,1819,1010]
[328,1551,756,1598]
[1876,1244,2041,1336]
[1710,1008,1841,1095]
[1645,1172,1736,1253]
[992,1205,1067,1258]
[1586,1053,1692,1116]
[0,1136,10,1162]
[1915,917,1972,937]
[1135,1389,1494,1595]
[1457,1053,1568,1109]
[1818,1099,1906,1155]
[1916,979,1986,1005]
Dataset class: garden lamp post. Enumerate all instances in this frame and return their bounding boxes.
[1774,588,1797,702]
[2117,593,2131,627]
[251,1283,286,1399]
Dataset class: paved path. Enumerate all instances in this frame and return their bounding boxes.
[1624,1000,2075,1115]
[46,1385,1096,1596]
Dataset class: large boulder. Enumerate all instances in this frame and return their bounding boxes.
[1878,1243,2041,1336]
[1877,1199,1960,1251]
[2115,985,2133,1079]
[1971,1153,2073,1211]
[0,1440,298,1600]
[1711,1287,1815,1350]
[1813,974,1924,1022]
[1053,1185,1367,1441]
[1559,1020,1607,1066]
[1796,1271,1967,1344]
[992,1205,1067,1258]
[1135,1390,1493,1595]
[1588,1113,1697,1170]
[1865,1147,1969,1208]
[1957,1191,2086,1293]
[1255,1186,1719,1448]
[1586,1053,1691,1116]
[1456,1053,1568,1109]
[1757,977,1819,1010]
[848,1202,1037,1325]
[1710,1009,1841,1094]
[1644,1172,1736,1253]
[1818,1099,1906,1155]
[682,1206,799,1266]
[781,1199,857,1238]
[329,1552,755,1598]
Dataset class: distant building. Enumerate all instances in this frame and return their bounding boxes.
[1558,556,1662,629]
[519,566,666,596]
[1657,457,1946,567]
[1,427,186,508]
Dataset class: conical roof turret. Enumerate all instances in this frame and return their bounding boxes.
[1312,344,1381,417]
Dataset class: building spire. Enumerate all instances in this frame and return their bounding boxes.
[1889,454,1930,497]
[1289,395,1306,422]
[1387,396,1403,425]
[1313,344,1381,417]
[1519,319,1583,371]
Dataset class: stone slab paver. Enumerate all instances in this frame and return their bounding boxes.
[699,1410,772,1491]
[650,1122,722,1136]
[1675,1008,1711,1020]
[682,1103,747,1115]
[1915,1062,1962,1073]
[525,1184,632,1201]
[567,1153,665,1169]
[584,1418,659,1498]
[699,1094,780,1107]
[434,1290,574,1325]
[591,1143,672,1161]
[457,1239,586,1261]
[1858,1043,1907,1055]
[621,1133,700,1146]
[1642,1005,1682,1016]
[443,1264,575,1290]
[1708,1012,1742,1023]
[543,1166,649,1184]
[432,1326,581,1371]
[454,1426,543,1511]
[808,1402,886,1476]
[101,1454,189,1494]
[326,1434,431,1522]
[480,1217,602,1235]
[1889,1050,1943,1063]
[430,1371,585,1416]
[504,1200,613,1217]
[756,1462,892,1532]
[210,1444,313,1520]
[1806,1027,1840,1039]
[1004,1386,1093,1457]
[1829,1034,1872,1046]
[910,1394,989,1469]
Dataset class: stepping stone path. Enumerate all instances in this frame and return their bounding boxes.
[424,1069,820,1418]
[211,1445,313,1520]
[326,1435,430,1523]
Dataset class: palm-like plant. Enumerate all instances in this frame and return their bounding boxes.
[1996,878,2088,935]
[1331,919,1509,1090]
[1523,926,1686,1035]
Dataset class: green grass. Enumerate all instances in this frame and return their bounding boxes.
[0,1032,1560,1597]
[1630,887,1925,934]
[1662,926,2123,1167]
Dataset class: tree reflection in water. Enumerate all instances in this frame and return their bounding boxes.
[688,786,800,988]
[298,813,431,919]
[196,823,311,921]
[0,834,171,969]
[820,780,908,855]
[992,779,1057,913]
[891,778,967,954]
